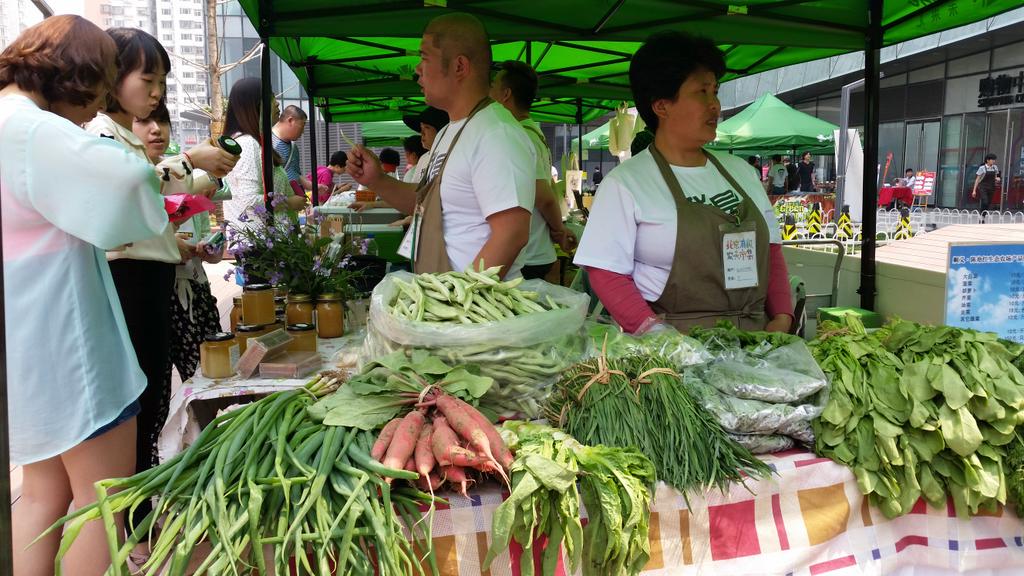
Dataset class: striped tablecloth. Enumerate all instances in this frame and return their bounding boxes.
[431,450,1024,576]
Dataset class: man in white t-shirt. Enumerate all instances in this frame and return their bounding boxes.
[765,154,787,195]
[489,59,576,280]
[346,12,535,277]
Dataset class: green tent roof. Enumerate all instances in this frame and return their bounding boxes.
[240,1,1020,122]
[709,93,840,152]
[360,120,416,147]
[571,122,609,152]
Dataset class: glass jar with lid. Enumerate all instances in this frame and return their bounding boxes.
[316,293,345,338]
[230,295,244,332]
[286,293,315,326]
[235,323,270,355]
[286,323,318,352]
[241,284,275,326]
[200,332,238,379]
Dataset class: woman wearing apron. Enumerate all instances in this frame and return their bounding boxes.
[574,31,794,334]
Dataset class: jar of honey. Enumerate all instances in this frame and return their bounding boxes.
[241,284,275,326]
[286,293,315,325]
[235,323,270,355]
[200,332,238,379]
[316,293,345,338]
[230,295,244,332]
[286,323,318,352]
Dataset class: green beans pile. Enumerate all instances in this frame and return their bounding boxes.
[545,355,772,497]
[42,376,439,576]
[389,267,563,324]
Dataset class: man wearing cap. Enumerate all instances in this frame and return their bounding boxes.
[489,59,576,280]
[403,106,449,184]
[347,12,535,277]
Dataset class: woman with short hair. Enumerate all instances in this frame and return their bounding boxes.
[574,31,793,335]
[0,16,168,575]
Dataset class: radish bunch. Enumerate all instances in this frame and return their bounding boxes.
[370,388,514,496]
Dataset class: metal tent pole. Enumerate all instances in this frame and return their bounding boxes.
[859,0,882,311]
[260,39,274,214]
[576,97,583,181]
[307,66,318,208]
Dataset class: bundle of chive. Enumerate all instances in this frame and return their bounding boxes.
[545,353,771,496]
[41,375,440,576]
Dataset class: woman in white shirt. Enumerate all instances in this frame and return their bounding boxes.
[574,31,793,335]
[0,16,170,575]
[85,28,237,517]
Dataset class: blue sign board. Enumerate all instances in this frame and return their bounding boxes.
[946,243,1024,342]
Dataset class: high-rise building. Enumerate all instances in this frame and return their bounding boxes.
[83,0,209,147]
[84,0,153,34]
[0,0,47,49]
[154,1,209,147]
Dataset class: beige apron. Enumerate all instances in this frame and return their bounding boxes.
[412,98,492,273]
[647,145,770,331]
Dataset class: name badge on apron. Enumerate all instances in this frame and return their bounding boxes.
[397,209,423,259]
[721,221,758,290]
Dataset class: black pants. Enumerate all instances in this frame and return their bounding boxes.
[979,187,997,212]
[521,262,554,281]
[108,259,175,478]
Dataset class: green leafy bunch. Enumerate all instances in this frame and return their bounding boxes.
[812,316,1024,518]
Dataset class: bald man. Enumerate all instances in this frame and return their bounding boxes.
[346,12,535,277]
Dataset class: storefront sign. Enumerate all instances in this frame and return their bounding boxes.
[977,71,1024,108]
[946,242,1024,342]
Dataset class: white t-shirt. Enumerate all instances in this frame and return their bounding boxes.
[518,118,557,266]
[976,164,1000,181]
[769,163,787,188]
[574,148,782,302]
[425,102,535,274]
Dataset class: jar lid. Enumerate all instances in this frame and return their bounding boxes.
[205,332,235,342]
[236,323,266,332]
[318,293,342,301]
[233,295,243,304]
[287,293,313,303]
[244,283,271,291]
[274,296,287,304]
[287,323,315,332]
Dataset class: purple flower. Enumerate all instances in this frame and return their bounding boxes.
[312,257,322,272]
[253,204,267,216]
[269,272,283,285]
[270,193,286,208]
[223,268,234,281]
[238,212,250,223]
[265,239,274,249]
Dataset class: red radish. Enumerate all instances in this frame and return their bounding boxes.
[372,418,403,461]
[431,417,461,467]
[442,466,473,497]
[451,449,501,473]
[414,424,435,478]
[434,393,508,484]
[382,410,426,473]
[416,471,443,493]
[449,396,514,469]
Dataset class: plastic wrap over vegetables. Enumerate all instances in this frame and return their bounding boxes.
[366,271,590,418]
[686,372,824,441]
[586,322,711,369]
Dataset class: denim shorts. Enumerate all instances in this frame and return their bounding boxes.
[86,400,141,441]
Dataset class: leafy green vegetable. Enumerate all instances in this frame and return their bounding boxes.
[309,350,495,429]
[485,421,655,576]
[812,316,1024,518]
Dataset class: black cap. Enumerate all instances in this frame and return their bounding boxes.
[402,106,449,133]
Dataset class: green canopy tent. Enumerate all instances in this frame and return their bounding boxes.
[360,120,416,147]
[708,93,840,153]
[571,122,610,152]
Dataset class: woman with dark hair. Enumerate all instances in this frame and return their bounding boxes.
[222,76,304,228]
[972,153,1001,212]
[402,135,427,183]
[574,31,793,334]
[84,27,237,503]
[0,16,170,574]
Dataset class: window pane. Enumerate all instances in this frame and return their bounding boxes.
[939,115,962,208]
[877,122,905,185]
[948,52,989,77]
[962,113,987,208]
[817,97,841,125]
[879,85,905,123]
[945,74,988,115]
[993,41,1024,70]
